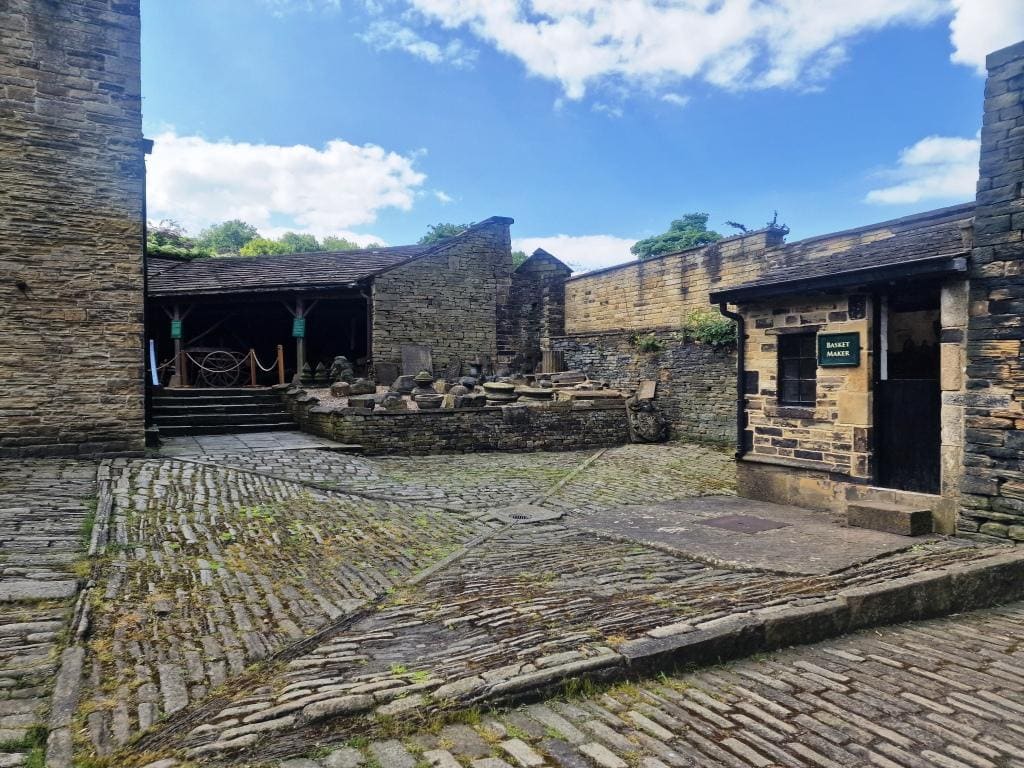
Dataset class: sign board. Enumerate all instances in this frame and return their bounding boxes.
[292,317,306,338]
[170,319,182,339]
[818,332,860,367]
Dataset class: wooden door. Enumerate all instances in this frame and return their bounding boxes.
[876,378,941,493]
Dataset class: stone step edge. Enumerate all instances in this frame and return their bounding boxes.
[179,548,1024,762]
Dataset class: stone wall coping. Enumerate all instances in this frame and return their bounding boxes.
[550,326,685,340]
[309,401,626,417]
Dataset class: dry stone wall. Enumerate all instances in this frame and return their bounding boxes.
[959,41,1024,541]
[551,330,735,443]
[0,1,146,457]
[372,219,513,377]
[280,389,629,455]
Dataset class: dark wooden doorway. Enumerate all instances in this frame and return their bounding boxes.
[875,287,941,494]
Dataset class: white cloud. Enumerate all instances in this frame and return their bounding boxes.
[949,0,1024,74]
[660,93,690,107]
[434,190,454,203]
[865,133,980,205]
[146,130,426,239]
[262,0,342,15]
[513,234,638,273]
[403,0,948,98]
[361,20,478,67]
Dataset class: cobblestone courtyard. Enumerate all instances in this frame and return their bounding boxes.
[0,438,1022,767]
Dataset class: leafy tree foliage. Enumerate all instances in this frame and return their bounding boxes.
[239,237,293,257]
[418,222,473,245]
[278,232,325,253]
[512,250,528,268]
[196,220,259,254]
[323,235,369,251]
[146,220,210,259]
[631,212,723,260]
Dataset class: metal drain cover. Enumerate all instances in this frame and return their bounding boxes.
[488,504,563,525]
[698,514,790,534]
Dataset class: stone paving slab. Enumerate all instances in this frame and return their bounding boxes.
[0,459,95,768]
[572,497,931,575]
[158,431,356,457]
[247,600,1024,768]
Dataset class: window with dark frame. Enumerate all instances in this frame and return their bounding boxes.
[778,333,817,406]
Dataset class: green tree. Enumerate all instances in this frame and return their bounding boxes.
[512,250,528,268]
[146,219,210,259]
[418,222,473,245]
[197,220,260,254]
[630,213,723,260]
[277,231,323,253]
[239,237,292,257]
[322,235,364,251]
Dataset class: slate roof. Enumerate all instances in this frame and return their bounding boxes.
[147,244,430,297]
[710,202,974,303]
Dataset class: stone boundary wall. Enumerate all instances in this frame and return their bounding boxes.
[551,330,735,444]
[278,389,630,455]
[371,219,513,377]
[959,41,1024,542]
[565,229,782,334]
[0,1,146,457]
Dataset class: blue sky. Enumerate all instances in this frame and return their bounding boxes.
[141,0,1024,271]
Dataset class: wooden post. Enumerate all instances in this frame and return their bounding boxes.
[249,349,257,387]
[295,298,306,378]
[171,304,183,388]
[179,348,190,388]
[276,344,285,385]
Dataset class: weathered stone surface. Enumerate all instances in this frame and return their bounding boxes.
[282,388,629,455]
[0,1,145,458]
[847,501,933,536]
[256,601,1024,768]
[554,331,735,443]
[959,42,1024,540]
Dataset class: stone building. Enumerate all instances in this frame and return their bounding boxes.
[147,218,571,385]
[709,204,973,533]
[0,1,147,458]
[704,40,1024,540]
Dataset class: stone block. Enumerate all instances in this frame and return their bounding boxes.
[940,343,965,391]
[847,502,932,536]
[836,391,871,426]
[840,570,952,628]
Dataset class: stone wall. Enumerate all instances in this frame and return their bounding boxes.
[0,1,146,457]
[372,218,513,377]
[741,294,874,486]
[280,389,629,455]
[959,41,1024,542]
[565,229,783,334]
[551,330,735,443]
[564,211,970,336]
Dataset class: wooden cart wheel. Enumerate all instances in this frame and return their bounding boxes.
[197,350,242,388]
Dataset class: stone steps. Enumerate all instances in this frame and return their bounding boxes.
[847,501,932,536]
[151,388,295,436]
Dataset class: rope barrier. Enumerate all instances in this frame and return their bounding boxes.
[251,352,279,373]
[185,352,249,374]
